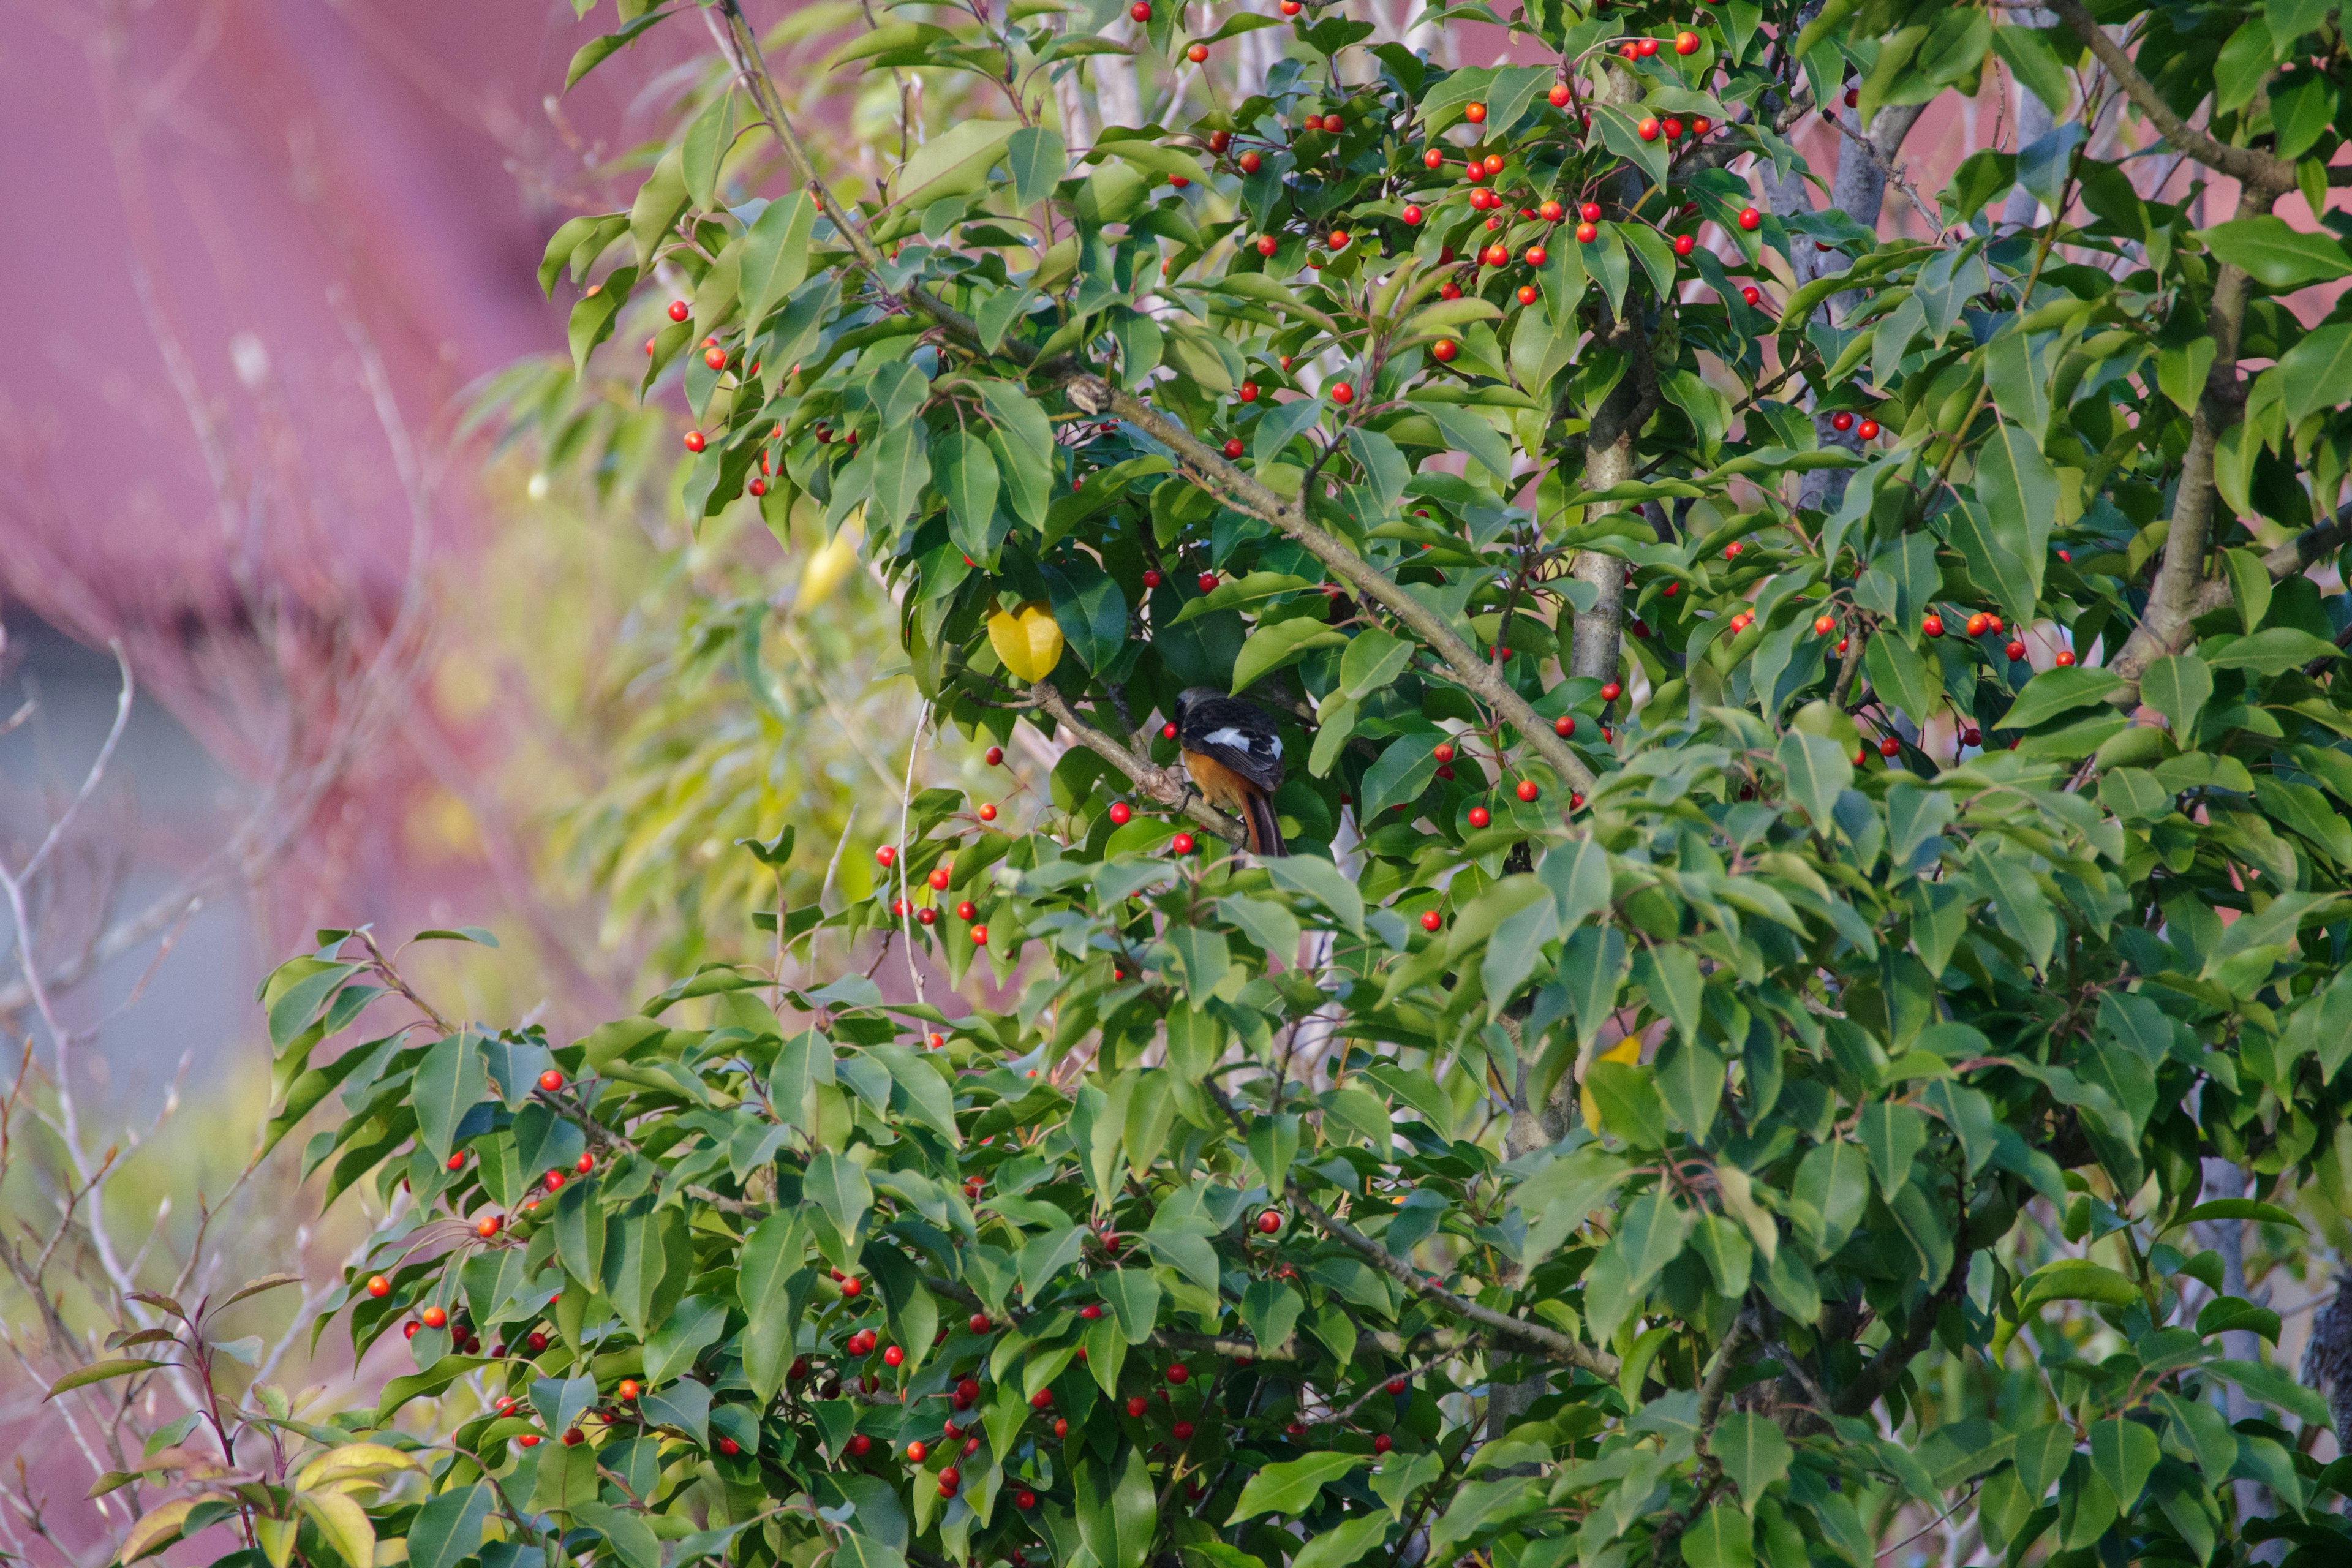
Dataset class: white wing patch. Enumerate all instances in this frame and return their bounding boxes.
[1267,736,1283,757]
[1202,726,1251,750]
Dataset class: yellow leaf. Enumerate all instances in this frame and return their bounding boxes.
[988,601,1065,684]
[1580,1036,1642,1131]
[799,516,864,610]
[255,1515,300,1568]
[120,1499,197,1562]
[298,1490,379,1568]
[294,1445,419,1493]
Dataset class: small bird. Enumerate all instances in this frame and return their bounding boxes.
[1172,687,1287,856]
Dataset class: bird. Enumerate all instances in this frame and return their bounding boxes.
[1172,687,1287,856]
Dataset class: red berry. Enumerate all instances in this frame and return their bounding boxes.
[1199,571,1220,592]
[2056,649,2076,666]
[1374,1433,1393,1453]
[1254,232,1276,254]
[718,1438,741,1456]
[1737,207,1761,230]
[618,1379,641,1401]
[422,1306,448,1329]
[2006,640,2027,660]
[1081,1303,1104,1319]
[1327,230,1349,250]
[1879,736,1901,758]
[841,1276,862,1297]
[1637,36,1659,54]
[1170,832,1195,855]
[1966,612,1989,636]
[1675,29,1699,51]
[1814,614,1838,636]
[366,1275,391,1298]
[1467,806,1490,827]
[959,1378,982,1403]
[1054,1419,1069,1437]
[1161,721,1178,740]
[1167,1364,1189,1384]
[1387,1378,1408,1394]
[1129,1,1150,17]
[1692,116,1712,135]
[1223,438,1244,459]
[1238,382,1259,403]
[1555,715,1576,737]
[1601,682,1622,702]
[884,1346,905,1366]
[527,1332,549,1352]
[684,430,706,452]
[1525,244,1547,266]
[1127,1396,1149,1417]
[2057,549,2073,563]
[906,1440,928,1463]
[1420,910,1442,932]
[1741,285,1762,306]
[1432,339,1458,362]
[1174,1420,1196,1440]
[1831,411,1855,432]
[1857,418,1880,440]
[1923,614,1944,638]
[1402,205,1423,225]
[667,301,690,322]
[1516,780,1539,802]
[1964,727,1983,746]
[1187,42,1208,61]
[703,345,728,371]
[1329,380,1354,404]
[1549,82,1571,107]
[538,1069,565,1093]
[1637,117,1660,141]
[1464,102,1487,123]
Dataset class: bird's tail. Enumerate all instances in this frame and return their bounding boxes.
[1243,791,1286,857]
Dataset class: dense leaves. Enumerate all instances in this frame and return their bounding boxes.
[90,0,2352,1564]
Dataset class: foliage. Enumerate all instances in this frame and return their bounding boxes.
[77,0,2352,1564]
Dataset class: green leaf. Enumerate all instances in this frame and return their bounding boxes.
[2197,216,2352,288]
[2206,627,2343,673]
[1002,127,1068,209]
[739,192,817,331]
[413,1032,488,1162]
[1999,666,2125,729]
[1408,400,1513,481]
[628,147,688,270]
[1359,733,1442,821]
[2276,322,2352,424]
[565,8,674,91]
[2015,1258,2138,1314]
[1099,1271,1163,1344]
[642,1295,728,1385]
[898,121,1028,212]
[2139,653,2212,738]
[640,1377,711,1445]
[1680,1506,1755,1568]
[1865,628,1938,726]
[805,1149,874,1244]
[573,1502,663,1568]
[407,1486,493,1568]
[1939,499,2032,636]
[1776,730,1852,827]
[1989,24,2069,115]
[1289,1512,1389,1568]
[1340,628,1415,699]
[935,428,1001,560]
[1513,1145,1629,1260]
[1711,1411,1792,1501]
[1077,1447,1156,1568]
[44,1358,164,1399]
[2178,1197,2304,1229]
[1616,1189,1691,1296]
[1232,617,1348,693]
[1227,1453,1368,1522]
[1791,1140,1869,1256]
[680,91,736,211]
[1588,104,1670,191]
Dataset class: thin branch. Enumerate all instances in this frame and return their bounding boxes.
[1031,685,1247,845]
[1204,1078,1618,1378]
[2040,0,2296,194]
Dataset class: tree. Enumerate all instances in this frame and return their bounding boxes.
[61,0,2352,1564]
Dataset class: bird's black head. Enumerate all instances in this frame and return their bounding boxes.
[1174,686,1223,726]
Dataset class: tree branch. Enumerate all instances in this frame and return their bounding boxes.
[2107,187,2266,697]
[1030,685,1247,845]
[1830,1250,1970,1418]
[2041,0,2297,194]
[699,1,1600,803]
[1204,1079,1618,1378]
